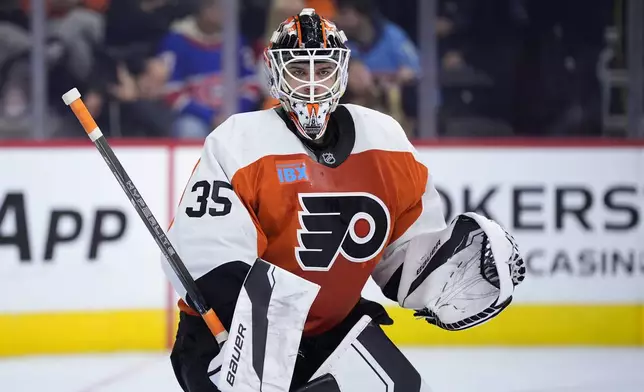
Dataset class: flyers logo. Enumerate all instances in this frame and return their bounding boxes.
[296,193,391,271]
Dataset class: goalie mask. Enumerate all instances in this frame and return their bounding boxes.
[264,8,351,142]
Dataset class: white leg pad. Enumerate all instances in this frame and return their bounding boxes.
[217,259,321,392]
[310,315,433,392]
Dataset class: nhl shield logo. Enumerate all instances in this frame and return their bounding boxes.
[321,152,336,165]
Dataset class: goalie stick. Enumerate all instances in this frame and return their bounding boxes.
[62,87,228,346]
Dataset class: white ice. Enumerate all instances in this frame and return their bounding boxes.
[0,348,643,392]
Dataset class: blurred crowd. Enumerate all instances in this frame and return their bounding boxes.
[0,0,621,139]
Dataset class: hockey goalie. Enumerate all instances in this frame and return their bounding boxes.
[163,7,526,392]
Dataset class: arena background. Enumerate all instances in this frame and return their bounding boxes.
[0,0,643,391]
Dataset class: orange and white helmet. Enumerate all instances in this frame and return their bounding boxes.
[264,8,350,141]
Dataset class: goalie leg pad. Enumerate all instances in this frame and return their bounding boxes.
[216,258,321,392]
[310,315,433,392]
[294,374,341,392]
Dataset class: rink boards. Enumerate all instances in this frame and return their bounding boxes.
[1,141,643,355]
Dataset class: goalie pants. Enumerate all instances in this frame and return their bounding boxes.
[170,298,394,392]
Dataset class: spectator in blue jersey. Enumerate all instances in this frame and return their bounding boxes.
[333,0,420,85]
[158,0,260,139]
[333,0,420,135]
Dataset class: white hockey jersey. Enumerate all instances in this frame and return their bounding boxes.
[164,104,446,335]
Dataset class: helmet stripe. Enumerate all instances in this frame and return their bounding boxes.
[294,15,303,48]
[321,16,327,48]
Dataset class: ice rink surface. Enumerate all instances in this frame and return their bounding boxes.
[1,347,642,392]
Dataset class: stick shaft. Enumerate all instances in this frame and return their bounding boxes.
[62,88,228,345]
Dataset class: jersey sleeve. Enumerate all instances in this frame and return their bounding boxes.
[371,148,447,301]
[162,118,267,321]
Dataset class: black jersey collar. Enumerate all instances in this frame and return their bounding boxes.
[275,105,355,168]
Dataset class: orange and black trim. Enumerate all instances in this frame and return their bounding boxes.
[269,11,344,51]
[294,15,303,47]
[321,17,328,48]
[306,102,320,118]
